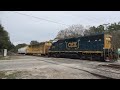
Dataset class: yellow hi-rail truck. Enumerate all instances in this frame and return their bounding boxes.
[26,41,52,56]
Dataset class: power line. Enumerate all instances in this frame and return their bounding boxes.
[62,12,98,24]
[61,12,93,25]
[10,11,70,27]
[62,12,112,26]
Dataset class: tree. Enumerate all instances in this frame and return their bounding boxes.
[83,25,106,36]
[14,43,27,52]
[15,43,27,49]
[107,23,120,33]
[96,25,105,33]
[56,24,85,39]
[83,29,90,36]
[0,24,14,50]
[30,40,39,45]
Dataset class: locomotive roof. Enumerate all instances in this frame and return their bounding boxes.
[58,33,106,41]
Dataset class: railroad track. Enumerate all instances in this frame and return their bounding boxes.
[98,64,120,69]
[36,58,120,79]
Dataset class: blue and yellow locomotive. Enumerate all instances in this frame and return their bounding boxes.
[48,33,117,61]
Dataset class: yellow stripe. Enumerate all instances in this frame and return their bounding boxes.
[48,51,103,53]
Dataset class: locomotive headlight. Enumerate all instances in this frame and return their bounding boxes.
[106,38,111,41]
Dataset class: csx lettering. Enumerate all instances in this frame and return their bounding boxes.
[68,42,77,47]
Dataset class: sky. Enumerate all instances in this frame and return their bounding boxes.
[0,11,120,45]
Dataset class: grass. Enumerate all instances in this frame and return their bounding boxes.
[0,71,28,79]
[0,56,11,60]
[0,71,6,79]
[5,71,21,79]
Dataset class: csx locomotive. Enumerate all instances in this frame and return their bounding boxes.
[18,33,118,61]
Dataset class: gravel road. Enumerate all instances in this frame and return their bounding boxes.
[0,55,119,79]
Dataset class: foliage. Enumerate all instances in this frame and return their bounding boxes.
[56,24,85,39]
[14,43,27,52]
[30,40,39,45]
[0,24,15,51]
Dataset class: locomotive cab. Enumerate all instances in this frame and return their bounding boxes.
[103,34,118,61]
